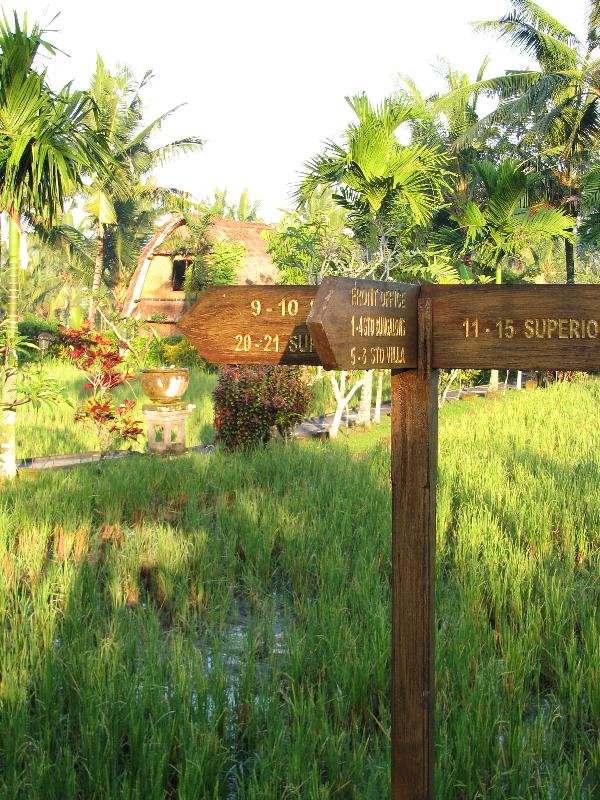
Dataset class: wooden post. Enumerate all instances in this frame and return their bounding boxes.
[391,296,437,799]
[181,278,600,798]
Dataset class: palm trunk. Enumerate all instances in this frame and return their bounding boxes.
[1,216,20,479]
[373,369,384,423]
[356,369,373,427]
[88,223,105,326]
[489,261,502,393]
[565,234,575,285]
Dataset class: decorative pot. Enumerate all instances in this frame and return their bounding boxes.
[140,368,189,405]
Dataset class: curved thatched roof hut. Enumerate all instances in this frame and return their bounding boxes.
[122,214,278,334]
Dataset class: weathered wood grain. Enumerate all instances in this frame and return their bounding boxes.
[425,284,600,370]
[307,277,419,370]
[391,296,437,800]
[177,286,320,365]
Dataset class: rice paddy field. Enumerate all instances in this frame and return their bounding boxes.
[1,379,599,798]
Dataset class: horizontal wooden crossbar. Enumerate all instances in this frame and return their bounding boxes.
[178,281,600,371]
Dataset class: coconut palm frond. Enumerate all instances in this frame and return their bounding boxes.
[578,208,600,244]
[588,1,600,49]
[33,221,94,264]
[582,162,600,207]
[142,137,205,170]
[509,0,578,43]
[474,0,578,50]
[515,206,575,238]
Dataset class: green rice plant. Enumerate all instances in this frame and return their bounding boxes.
[0,381,597,797]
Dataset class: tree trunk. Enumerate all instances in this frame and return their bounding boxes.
[328,371,365,439]
[439,368,460,406]
[373,369,384,423]
[565,235,575,285]
[1,217,20,480]
[489,261,503,392]
[488,370,500,393]
[88,223,105,326]
[356,369,373,427]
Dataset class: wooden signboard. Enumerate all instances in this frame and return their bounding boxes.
[426,284,600,370]
[182,278,600,800]
[307,277,419,370]
[177,285,320,366]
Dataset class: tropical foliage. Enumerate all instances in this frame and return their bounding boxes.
[298,94,450,279]
[57,323,143,454]
[0,12,112,478]
[451,0,600,282]
[162,211,242,297]
[84,55,204,321]
[268,189,358,284]
[438,159,575,283]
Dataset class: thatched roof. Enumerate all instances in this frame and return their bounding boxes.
[121,214,278,319]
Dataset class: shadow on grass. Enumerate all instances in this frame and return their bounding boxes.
[2,415,597,799]
[0,441,393,799]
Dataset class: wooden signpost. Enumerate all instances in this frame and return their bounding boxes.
[307,277,420,369]
[177,285,320,366]
[425,284,600,370]
[180,278,600,800]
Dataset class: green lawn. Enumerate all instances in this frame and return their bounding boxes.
[15,361,218,459]
[15,362,363,460]
[1,381,598,798]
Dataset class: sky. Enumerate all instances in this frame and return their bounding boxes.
[18,0,590,223]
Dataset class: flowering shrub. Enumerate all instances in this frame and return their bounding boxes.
[213,366,311,451]
[58,324,143,453]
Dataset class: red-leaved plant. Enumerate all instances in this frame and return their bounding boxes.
[58,324,143,455]
[213,365,311,451]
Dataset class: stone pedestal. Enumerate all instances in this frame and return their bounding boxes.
[142,402,190,455]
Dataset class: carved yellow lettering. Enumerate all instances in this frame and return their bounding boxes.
[288,336,298,353]
[569,319,581,338]
[386,346,406,364]
[524,319,535,338]
[352,286,379,307]
[294,334,313,353]
[535,319,546,339]
[546,319,558,338]
[559,319,568,338]
[587,320,599,338]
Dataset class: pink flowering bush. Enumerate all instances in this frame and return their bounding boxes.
[213,365,311,451]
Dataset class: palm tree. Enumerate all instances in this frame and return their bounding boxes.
[0,12,111,479]
[85,56,204,322]
[298,93,450,424]
[461,0,600,282]
[437,158,575,388]
[443,159,575,282]
[22,208,95,321]
[299,94,449,275]
[398,58,501,281]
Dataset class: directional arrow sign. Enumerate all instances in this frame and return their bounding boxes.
[426,284,600,370]
[177,285,320,365]
[307,277,420,370]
